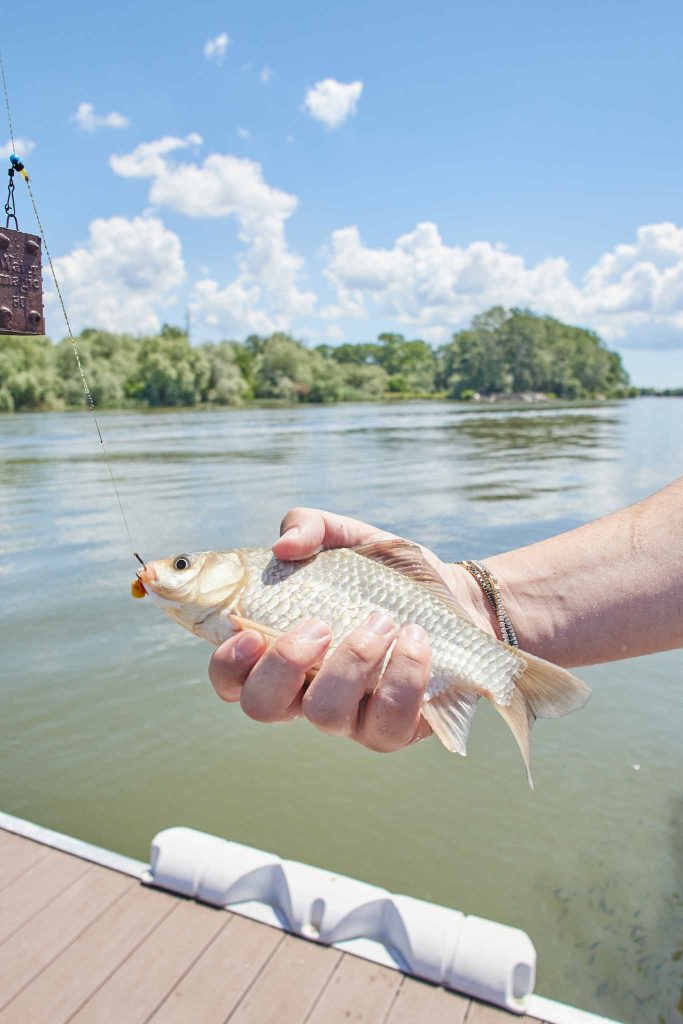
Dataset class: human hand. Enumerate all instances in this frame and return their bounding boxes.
[208,508,495,752]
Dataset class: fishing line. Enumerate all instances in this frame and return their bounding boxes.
[0,52,16,152]
[1,50,136,553]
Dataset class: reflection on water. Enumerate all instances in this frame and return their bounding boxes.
[0,398,681,1023]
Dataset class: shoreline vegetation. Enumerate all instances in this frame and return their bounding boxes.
[0,306,642,414]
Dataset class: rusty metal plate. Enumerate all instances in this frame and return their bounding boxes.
[0,228,44,335]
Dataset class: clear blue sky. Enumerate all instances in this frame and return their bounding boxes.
[3,0,683,385]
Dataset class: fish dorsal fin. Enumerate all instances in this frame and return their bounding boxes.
[352,539,470,620]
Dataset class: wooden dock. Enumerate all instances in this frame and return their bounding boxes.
[0,826,559,1024]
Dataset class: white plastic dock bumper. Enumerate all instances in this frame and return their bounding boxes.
[145,826,536,1015]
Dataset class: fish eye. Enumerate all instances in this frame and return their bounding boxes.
[173,555,192,571]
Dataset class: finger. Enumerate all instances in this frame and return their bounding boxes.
[358,624,432,752]
[240,619,332,724]
[302,612,397,736]
[272,507,395,561]
[209,631,267,703]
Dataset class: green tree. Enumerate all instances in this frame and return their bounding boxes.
[202,342,250,404]
[133,332,208,406]
[340,363,388,400]
[441,307,629,399]
[55,329,138,407]
[0,335,59,410]
[253,334,315,401]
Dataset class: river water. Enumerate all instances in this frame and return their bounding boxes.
[0,398,681,1023]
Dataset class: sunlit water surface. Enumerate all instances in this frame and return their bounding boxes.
[1,399,681,1023]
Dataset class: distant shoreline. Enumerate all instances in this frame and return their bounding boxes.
[4,392,678,417]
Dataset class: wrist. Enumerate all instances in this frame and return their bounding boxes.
[443,561,500,638]
[485,549,572,665]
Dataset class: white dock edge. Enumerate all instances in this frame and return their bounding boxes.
[0,813,621,1024]
[0,810,146,878]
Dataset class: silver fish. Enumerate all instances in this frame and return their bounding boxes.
[133,540,590,785]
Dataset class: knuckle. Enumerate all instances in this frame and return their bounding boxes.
[240,687,277,723]
[302,688,351,735]
[208,654,240,703]
[212,682,238,703]
[281,506,308,530]
[389,648,429,686]
[339,634,382,672]
[361,689,419,750]
[271,634,317,671]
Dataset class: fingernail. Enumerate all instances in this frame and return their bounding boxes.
[366,611,395,635]
[295,618,330,641]
[279,526,299,542]
[233,632,264,663]
[405,623,427,642]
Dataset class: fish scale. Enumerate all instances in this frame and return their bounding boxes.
[136,541,591,784]
[238,547,523,706]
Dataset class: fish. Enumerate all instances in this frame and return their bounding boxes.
[133,541,590,785]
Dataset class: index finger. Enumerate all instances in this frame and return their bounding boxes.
[272,508,396,561]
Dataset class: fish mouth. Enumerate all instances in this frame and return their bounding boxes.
[137,564,158,587]
[131,563,157,599]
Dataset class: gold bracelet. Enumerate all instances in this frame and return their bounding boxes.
[456,560,519,647]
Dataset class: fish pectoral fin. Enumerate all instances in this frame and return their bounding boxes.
[494,690,536,790]
[229,614,322,682]
[228,614,279,642]
[422,689,480,756]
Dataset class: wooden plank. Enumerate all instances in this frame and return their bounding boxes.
[227,933,341,1024]
[0,864,132,1009]
[149,915,283,1024]
[384,976,470,1023]
[0,846,91,944]
[305,953,402,1024]
[0,833,49,891]
[0,884,178,1024]
[465,1001,540,1023]
[70,898,228,1024]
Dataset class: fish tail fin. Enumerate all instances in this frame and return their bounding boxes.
[423,653,589,788]
[514,651,591,719]
[422,689,480,757]
[494,690,536,789]
[493,653,591,789]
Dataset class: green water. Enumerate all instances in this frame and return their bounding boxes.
[1,398,681,1023]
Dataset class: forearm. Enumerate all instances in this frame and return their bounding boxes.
[476,478,683,667]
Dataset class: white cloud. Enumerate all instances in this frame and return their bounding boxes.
[322,221,683,349]
[110,133,202,179]
[111,135,314,337]
[237,127,250,139]
[49,215,185,334]
[304,79,363,129]
[0,137,35,159]
[71,102,129,132]
[204,32,229,63]
[259,65,273,83]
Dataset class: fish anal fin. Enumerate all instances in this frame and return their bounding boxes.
[494,690,535,789]
[353,540,472,621]
[422,689,480,756]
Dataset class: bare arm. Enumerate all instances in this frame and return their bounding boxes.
[208,482,682,751]
[471,477,683,667]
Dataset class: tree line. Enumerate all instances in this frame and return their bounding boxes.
[0,306,631,413]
